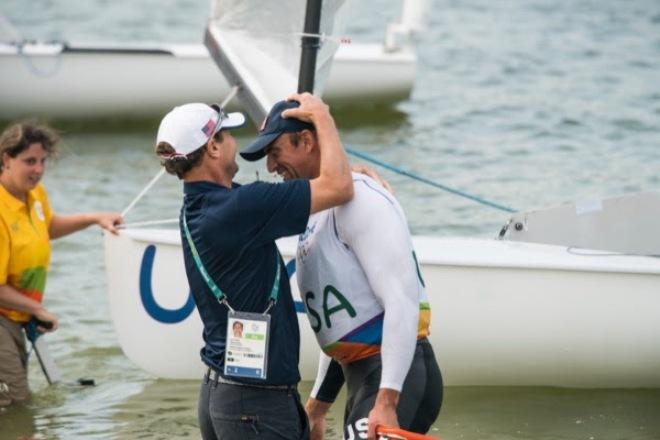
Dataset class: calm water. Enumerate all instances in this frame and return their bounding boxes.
[2,0,660,439]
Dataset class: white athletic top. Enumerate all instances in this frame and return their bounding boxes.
[297,173,431,391]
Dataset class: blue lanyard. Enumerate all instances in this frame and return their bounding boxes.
[182,210,281,314]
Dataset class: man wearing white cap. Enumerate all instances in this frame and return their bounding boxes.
[155,93,353,440]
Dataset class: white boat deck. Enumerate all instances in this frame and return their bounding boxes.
[123,228,660,275]
[104,229,660,387]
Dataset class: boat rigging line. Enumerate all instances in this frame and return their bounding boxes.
[119,144,516,221]
[345,146,517,213]
[121,168,166,218]
[118,218,179,229]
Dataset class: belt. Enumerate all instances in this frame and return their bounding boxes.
[205,368,296,391]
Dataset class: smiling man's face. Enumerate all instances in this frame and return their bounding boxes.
[265,132,316,181]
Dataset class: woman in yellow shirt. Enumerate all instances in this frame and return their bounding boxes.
[0,121,123,407]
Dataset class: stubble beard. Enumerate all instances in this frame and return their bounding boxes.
[227,160,239,178]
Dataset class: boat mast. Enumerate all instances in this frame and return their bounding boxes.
[298,0,323,93]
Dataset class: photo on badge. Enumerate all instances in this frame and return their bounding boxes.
[224,311,271,380]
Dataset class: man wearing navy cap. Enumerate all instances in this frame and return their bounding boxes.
[242,99,443,440]
[155,93,353,440]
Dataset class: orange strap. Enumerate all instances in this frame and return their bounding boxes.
[376,425,441,440]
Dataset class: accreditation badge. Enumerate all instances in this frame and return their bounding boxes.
[224,311,270,380]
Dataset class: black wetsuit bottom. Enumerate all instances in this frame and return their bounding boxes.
[341,338,443,440]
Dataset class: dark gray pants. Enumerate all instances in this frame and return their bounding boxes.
[343,338,443,439]
[198,373,310,440]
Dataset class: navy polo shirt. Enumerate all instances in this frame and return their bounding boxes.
[180,179,311,386]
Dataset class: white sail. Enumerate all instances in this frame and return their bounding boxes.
[205,0,350,123]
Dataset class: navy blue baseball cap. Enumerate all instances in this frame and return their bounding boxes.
[240,100,314,161]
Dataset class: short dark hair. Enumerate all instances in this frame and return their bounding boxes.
[156,130,224,179]
[0,121,59,172]
[288,129,315,148]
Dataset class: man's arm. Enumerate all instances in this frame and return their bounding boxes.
[0,284,59,331]
[49,212,124,239]
[336,177,421,439]
[281,93,353,214]
[306,352,344,440]
[0,223,59,331]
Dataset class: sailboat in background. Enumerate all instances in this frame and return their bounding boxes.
[103,0,660,388]
[0,0,423,121]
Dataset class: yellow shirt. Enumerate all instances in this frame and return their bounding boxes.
[0,183,53,323]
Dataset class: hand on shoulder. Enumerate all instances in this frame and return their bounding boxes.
[352,164,394,194]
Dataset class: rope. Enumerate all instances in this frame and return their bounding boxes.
[296,32,352,44]
[18,42,64,78]
[346,146,516,213]
[121,168,166,218]
[220,85,239,108]
[118,218,179,229]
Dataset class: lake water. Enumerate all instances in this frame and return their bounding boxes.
[1,0,660,439]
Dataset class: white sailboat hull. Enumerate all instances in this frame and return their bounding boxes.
[103,229,660,388]
[0,42,414,120]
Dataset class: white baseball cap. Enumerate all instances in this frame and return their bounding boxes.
[156,103,246,157]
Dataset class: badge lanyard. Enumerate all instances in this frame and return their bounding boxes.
[182,211,281,380]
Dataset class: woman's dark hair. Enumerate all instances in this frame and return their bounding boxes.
[155,130,224,179]
[0,121,59,172]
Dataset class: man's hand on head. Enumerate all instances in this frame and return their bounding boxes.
[282,92,329,125]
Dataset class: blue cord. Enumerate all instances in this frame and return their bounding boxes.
[346,146,517,214]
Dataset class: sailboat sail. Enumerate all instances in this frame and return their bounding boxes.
[205,0,350,123]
